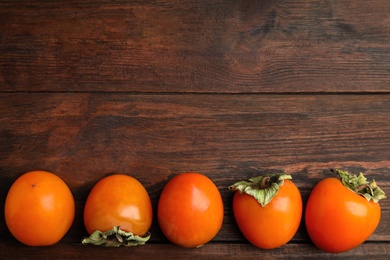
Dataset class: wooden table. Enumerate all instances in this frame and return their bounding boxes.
[1,0,389,259]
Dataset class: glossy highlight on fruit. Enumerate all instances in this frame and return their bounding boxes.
[5,170,75,246]
[157,172,224,248]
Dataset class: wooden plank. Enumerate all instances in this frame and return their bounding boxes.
[0,93,389,244]
[0,0,389,93]
[0,241,389,259]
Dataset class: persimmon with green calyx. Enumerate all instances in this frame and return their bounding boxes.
[82,174,152,247]
[229,173,302,249]
[305,169,386,253]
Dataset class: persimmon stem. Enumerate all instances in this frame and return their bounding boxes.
[115,233,123,243]
[333,169,386,203]
[260,176,271,189]
[355,184,374,197]
[229,174,292,207]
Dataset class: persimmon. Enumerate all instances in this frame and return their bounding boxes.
[4,170,75,246]
[305,169,386,253]
[157,172,224,248]
[82,174,152,247]
[229,174,302,249]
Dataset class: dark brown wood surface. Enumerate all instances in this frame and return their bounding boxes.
[0,0,389,259]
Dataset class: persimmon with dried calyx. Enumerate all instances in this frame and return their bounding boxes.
[5,170,75,246]
[157,172,224,248]
[229,173,302,249]
[82,174,152,247]
[305,169,386,253]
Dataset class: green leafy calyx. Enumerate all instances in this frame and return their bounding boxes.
[82,226,150,247]
[229,174,292,207]
[333,169,386,203]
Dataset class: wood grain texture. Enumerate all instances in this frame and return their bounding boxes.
[0,242,390,260]
[0,94,389,246]
[0,0,389,258]
[1,0,390,93]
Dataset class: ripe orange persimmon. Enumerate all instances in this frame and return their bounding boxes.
[5,170,75,246]
[229,174,302,249]
[157,172,224,248]
[305,169,386,253]
[82,174,153,246]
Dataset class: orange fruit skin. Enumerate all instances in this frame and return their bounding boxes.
[233,179,302,249]
[305,178,381,253]
[157,172,224,248]
[5,170,75,246]
[83,174,153,236]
